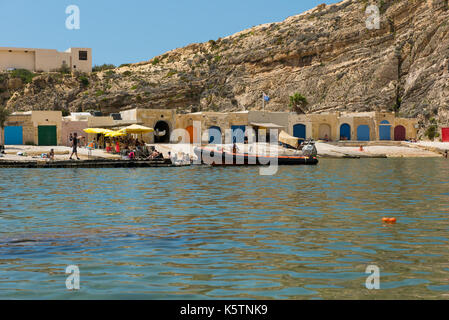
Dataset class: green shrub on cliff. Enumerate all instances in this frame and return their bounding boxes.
[0,73,8,83]
[289,93,309,114]
[92,64,116,72]
[58,62,71,74]
[425,118,440,140]
[79,76,89,87]
[165,70,177,78]
[425,125,439,140]
[11,69,35,84]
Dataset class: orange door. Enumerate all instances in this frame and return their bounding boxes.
[186,126,194,144]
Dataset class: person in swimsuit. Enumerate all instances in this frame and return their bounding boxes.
[69,133,80,160]
[48,149,55,160]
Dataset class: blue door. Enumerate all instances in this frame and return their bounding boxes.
[379,120,391,140]
[208,126,222,144]
[357,125,370,141]
[340,124,351,140]
[4,126,23,145]
[231,125,245,143]
[293,124,306,140]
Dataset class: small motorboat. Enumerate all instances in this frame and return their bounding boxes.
[194,143,318,166]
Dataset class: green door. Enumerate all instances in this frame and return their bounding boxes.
[38,126,57,146]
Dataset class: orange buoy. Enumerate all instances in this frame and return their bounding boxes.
[382,217,397,224]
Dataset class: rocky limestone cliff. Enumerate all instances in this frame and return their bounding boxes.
[1,0,449,132]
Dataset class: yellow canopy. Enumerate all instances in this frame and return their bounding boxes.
[83,128,113,134]
[279,130,300,148]
[105,131,126,137]
[119,124,154,134]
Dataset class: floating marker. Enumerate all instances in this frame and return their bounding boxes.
[382,217,397,224]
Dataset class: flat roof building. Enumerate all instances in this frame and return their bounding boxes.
[0,47,92,73]
[3,111,63,146]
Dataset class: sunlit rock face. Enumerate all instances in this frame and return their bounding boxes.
[1,0,448,128]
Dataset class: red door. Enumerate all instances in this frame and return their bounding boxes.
[394,125,406,141]
[442,128,449,142]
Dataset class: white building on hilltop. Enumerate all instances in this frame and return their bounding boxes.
[0,47,92,73]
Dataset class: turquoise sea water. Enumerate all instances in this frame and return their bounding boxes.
[0,158,448,299]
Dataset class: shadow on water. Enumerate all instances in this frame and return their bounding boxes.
[0,158,448,299]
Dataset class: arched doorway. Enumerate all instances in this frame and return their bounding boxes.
[357,125,370,141]
[154,121,170,143]
[231,125,246,143]
[394,125,406,141]
[379,120,391,141]
[293,124,306,140]
[319,124,331,140]
[185,125,194,144]
[208,126,222,144]
[339,124,351,141]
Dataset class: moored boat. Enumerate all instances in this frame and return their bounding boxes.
[194,145,318,166]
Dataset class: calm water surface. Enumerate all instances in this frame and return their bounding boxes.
[0,158,448,299]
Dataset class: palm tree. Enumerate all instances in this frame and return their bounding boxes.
[289,93,309,114]
[0,106,11,146]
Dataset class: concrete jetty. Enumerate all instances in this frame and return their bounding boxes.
[0,159,185,168]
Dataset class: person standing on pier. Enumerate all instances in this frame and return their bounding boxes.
[69,133,80,160]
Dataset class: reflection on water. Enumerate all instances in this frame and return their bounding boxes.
[0,158,448,299]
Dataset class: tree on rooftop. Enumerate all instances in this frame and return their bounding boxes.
[289,93,309,114]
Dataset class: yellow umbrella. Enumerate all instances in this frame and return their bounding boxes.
[119,124,154,134]
[105,131,126,137]
[84,128,103,134]
[83,128,113,135]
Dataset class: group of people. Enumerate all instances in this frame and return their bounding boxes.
[65,132,169,161]
[123,145,165,160]
[105,136,146,155]
[102,136,165,161]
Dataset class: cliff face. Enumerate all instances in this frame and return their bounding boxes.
[1,0,449,127]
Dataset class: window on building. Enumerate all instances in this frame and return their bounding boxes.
[79,51,88,61]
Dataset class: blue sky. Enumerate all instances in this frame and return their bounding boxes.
[0,0,337,66]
